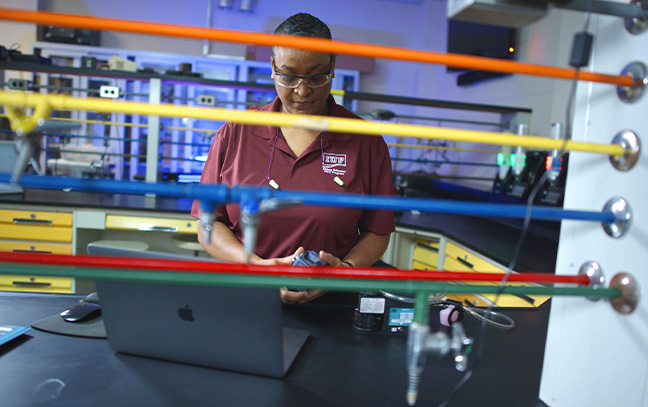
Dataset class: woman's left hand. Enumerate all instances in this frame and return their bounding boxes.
[279,249,351,305]
[318,250,350,268]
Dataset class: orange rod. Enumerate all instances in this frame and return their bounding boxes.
[0,8,634,87]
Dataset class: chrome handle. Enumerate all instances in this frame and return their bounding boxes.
[138,225,178,232]
[12,281,52,288]
[12,218,53,225]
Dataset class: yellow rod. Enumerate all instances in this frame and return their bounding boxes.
[0,91,624,156]
[387,143,499,154]
[50,116,148,128]
[0,113,217,134]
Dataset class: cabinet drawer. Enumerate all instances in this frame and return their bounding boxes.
[0,209,73,227]
[106,215,196,234]
[0,274,72,293]
[412,239,439,269]
[442,274,549,308]
[0,240,72,254]
[0,225,73,243]
[447,280,536,308]
[444,242,506,273]
[443,256,474,272]
[412,260,436,272]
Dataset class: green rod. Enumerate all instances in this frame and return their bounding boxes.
[414,291,431,324]
[0,263,622,299]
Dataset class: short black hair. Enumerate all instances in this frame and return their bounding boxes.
[274,13,331,39]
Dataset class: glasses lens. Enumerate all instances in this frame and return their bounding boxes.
[306,74,330,88]
[276,75,299,87]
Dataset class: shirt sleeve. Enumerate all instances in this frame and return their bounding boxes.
[190,124,231,226]
[358,136,396,235]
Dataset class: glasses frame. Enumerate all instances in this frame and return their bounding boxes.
[271,57,334,89]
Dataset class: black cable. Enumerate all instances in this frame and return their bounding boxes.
[437,3,592,406]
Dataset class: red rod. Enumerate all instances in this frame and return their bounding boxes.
[0,252,590,285]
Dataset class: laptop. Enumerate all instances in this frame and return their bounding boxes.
[88,242,309,378]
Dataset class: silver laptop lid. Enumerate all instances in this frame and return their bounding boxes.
[89,243,308,378]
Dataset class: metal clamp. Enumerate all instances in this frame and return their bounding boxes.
[406,321,472,405]
[609,272,639,314]
[610,129,641,171]
[578,261,606,301]
[624,0,648,34]
[617,62,647,103]
[601,197,632,238]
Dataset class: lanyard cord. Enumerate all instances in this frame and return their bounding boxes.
[266,128,280,189]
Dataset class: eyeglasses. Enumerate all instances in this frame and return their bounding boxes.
[272,58,333,89]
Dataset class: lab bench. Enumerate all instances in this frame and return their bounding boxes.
[0,291,550,407]
[0,188,559,298]
[0,188,198,293]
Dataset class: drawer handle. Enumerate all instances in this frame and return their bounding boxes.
[138,225,178,232]
[12,281,52,288]
[12,218,53,225]
[415,242,438,252]
[456,257,474,269]
[12,250,53,254]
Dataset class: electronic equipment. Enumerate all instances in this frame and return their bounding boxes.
[108,56,137,72]
[538,153,569,206]
[493,150,548,200]
[447,19,517,85]
[290,250,328,267]
[60,293,101,323]
[352,292,464,335]
[37,25,100,46]
[81,56,97,69]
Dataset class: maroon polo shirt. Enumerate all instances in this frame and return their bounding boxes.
[191,96,395,260]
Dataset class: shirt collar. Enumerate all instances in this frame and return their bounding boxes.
[250,96,352,143]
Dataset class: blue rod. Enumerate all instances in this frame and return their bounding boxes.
[0,174,615,223]
[391,157,499,167]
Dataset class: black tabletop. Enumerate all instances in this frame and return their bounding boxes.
[0,188,194,214]
[0,292,549,407]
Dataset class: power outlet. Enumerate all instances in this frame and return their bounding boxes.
[99,86,120,99]
[196,94,215,106]
[8,79,31,90]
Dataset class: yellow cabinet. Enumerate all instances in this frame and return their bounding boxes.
[0,274,72,293]
[0,209,73,242]
[412,238,440,271]
[0,240,72,254]
[412,260,435,272]
[106,215,196,234]
[0,209,73,293]
[444,241,506,273]
[441,241,549,308]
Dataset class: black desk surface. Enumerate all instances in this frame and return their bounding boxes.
[0,292,549,407]
[0,188,194,214]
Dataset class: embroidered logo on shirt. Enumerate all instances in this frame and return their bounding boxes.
[322,153,347,176]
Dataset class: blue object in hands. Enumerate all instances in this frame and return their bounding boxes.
[290,250,328,267]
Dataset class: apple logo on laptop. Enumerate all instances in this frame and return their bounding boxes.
[177,305,195,322]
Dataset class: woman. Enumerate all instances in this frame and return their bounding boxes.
[191,13,395,304]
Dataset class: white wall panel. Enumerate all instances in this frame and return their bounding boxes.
[540,8,648,407]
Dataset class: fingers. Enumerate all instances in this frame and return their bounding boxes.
[280,287,328,304]
[318,250,344,266]
[302,289,327,303]
[279,247,305,266]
